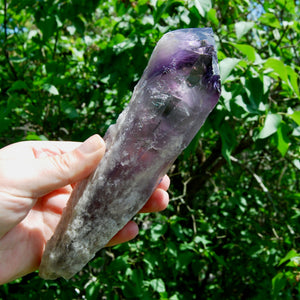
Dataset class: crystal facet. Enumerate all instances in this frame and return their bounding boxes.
[39,28,221,280]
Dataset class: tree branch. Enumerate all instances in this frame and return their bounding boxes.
[186,134,254,198]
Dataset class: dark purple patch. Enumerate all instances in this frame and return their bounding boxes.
[147,50,200,78]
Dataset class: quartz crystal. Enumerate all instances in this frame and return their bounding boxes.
[39,28,221,280]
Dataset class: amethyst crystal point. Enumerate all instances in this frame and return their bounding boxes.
[39,28,221,280]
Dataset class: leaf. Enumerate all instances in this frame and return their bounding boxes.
[25,133,48,141]
[284,0,296,13]
[259,12,281,28]
[244,77,265,111]
[235,21,254,39]
[113,37,137,55]
[10,56,27,63]
[150,223,167,241]
[286,256,300,267]
[219,58,241,82]
[8,80,28,92]
[73,16,85,34]
[194,236,212,248]
[264,58,289,84]
[293,159,300,170]
[257,113,282,139]
[194,0,212,17]
[265,58,299,95]
[286,65,300,96]
[207,8,219,26]
[175,252,194,270]
[231,43,256,62]
[278,249,299,266]
[272,272,287,297]
[149,278,166,293]
[153,0,179,23]
[38,16,57,41]
[275,122,290,156]
[86,280,101,300]
[219,122,237,164]
[288,110,300,125]
[43,84,59,95]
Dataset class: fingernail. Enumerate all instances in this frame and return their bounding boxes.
[78,134,105,154]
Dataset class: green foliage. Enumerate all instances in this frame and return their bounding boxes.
[0,0,299,298]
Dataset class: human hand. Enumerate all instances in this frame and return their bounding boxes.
[0,135,170,284]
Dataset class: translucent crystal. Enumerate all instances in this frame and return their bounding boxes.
[39,28,221,280]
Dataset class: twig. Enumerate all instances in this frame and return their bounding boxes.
[274,25,290,52]
[171,178,197,235]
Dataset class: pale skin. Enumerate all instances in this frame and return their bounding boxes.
[0,134,170,285]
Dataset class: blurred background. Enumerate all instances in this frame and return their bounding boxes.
[0,0,299,299]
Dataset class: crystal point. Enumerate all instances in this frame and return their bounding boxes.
[39,28,221,280]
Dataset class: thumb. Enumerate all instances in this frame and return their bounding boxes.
[28,134,106,198]
[0,135,105,238]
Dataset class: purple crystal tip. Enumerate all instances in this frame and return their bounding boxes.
[145,28,221,110]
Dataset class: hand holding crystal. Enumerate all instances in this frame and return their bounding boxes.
[0,135,169,284]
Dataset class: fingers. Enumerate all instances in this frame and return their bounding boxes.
[139,188,169,213]
[157,175,171,191]
[139,175,170,213]
[106,221,139,247]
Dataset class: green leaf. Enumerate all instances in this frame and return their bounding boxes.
[194,0,212,17]
[113,36,137,55]
[149,278,166,293]
[272,272,287,296]
[175,252,194,270]
[264,58,289,83]
[219,122,237,164]
[286,256,300,267]
[244,77,265,112]
[293,159,300,170]
[278,249,299,266]
[150,223,167,241]
[73,16,85,34]
[257,113,282,139]
[25,133,48,141]
[265,58,299,95]
[235,21,254,39]
[285,0,296,13]
[219,58,241,82]
[259,12,281,28]
[286,65,300,96]
[8,80,29,92]
[10,56,27,63]
[194,236,212,248]
[288,110,300,125]
[86,280,101,300]
[43,84,59,95]
[207,8,219,26]
[275,122,290,156]
[231,43,256,62]
[38,16,57,41]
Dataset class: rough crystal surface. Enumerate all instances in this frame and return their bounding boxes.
[39,28,221,280]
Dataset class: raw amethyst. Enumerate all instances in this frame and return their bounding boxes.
[39,28,221,280]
